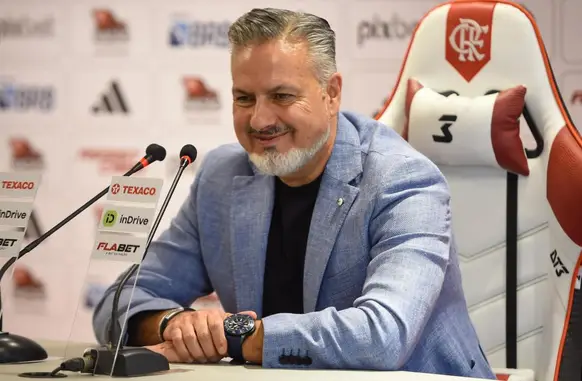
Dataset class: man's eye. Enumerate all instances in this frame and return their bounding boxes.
[235,96,253,103]
[273,93,293,101]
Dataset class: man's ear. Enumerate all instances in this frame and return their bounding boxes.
[326,72,342,117]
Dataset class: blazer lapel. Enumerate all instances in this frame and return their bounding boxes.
[303,113,363,313]
[303,176,359,313]
[230,174,274,317]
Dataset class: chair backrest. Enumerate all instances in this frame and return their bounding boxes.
[374,1,582,380]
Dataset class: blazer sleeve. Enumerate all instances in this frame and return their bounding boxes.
[92,161,213,345]
[261,154,452,370]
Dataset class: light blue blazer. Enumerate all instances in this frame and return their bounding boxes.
[93,111,496,379]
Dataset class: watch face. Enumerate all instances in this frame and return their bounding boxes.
[224,314,255,336]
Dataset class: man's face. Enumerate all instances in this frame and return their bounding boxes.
[231,38,340,176]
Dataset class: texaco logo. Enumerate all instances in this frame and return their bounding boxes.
[111,183,120,195]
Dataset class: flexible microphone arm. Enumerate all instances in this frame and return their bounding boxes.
[108,145,197,347]
[0,144,166,331]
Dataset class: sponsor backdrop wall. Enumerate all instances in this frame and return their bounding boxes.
[0,0,580,371]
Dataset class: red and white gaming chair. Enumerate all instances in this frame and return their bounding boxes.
[375,1,582,381]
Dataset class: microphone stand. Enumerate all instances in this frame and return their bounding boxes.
[0,160,148,364]
[91,155,193,377]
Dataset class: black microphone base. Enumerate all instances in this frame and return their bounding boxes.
[0,332,47,364]
[93,346,170,377]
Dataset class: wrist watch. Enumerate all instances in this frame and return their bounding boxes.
[223,313,256,363]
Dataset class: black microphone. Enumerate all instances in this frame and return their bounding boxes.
[0,144,166,366]
[86,145,198,377]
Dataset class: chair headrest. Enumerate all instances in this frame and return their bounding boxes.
[375,0,568,175]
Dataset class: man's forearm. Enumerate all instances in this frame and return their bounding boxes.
[127,310,171,346]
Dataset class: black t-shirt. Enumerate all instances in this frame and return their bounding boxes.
[262,174,323,318]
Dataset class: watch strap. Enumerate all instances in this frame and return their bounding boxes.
[226,335,245,363]
[158,307,195,341]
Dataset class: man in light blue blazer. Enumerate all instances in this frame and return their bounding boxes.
[92,7,495,379]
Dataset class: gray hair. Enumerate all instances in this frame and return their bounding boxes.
[228,8,337,85]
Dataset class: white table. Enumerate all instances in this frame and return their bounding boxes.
[0,340,492,380]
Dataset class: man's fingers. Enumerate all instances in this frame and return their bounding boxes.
[145,342,180,363]
[238,310,258,320]
[180,320,206,363]
[195,316,219,361]
[208,312,228,356]
[169,327,193,363]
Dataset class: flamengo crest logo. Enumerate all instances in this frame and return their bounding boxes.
[445,3,494,82]
[449,19,489,62]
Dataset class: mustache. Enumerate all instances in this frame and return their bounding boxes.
[247,125,292,136]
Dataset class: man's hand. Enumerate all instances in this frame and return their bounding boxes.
[160,309,257,363]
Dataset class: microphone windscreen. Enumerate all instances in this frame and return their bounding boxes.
[180,144,198,162]
[146,144,167,162]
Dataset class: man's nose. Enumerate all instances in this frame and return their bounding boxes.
[250,98,277,131]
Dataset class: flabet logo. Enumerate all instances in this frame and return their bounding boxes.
[0,237,18,248]
[96,241,141,257]
[79,148,140,175]
[102,210,117,227]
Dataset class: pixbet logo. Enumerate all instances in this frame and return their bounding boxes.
[1,180,34,190]
[0,17,54,42]
[357,14,417,46]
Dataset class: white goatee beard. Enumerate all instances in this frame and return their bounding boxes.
[249,126,331,177]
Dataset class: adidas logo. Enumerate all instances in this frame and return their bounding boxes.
[92,80,129,114]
